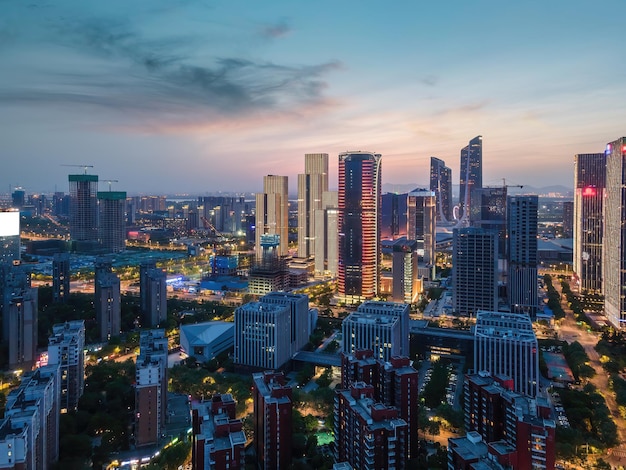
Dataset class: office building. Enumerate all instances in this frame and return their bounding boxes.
[314,191,339,277]
[406,189,436,267]
[341,351,419,460]
[248,234,288,295]
[453,227,498,316]
[0,209,20,264]
[338,151,382,303]
[52,252,70,304]
[461,372,556,470]
[459,136,483,220]
[47,320,85,412]
[11,189,25,209]
[334,382,408,469]
[3,365,61,469]
[68,174,98,248]
[256,175,289,258]
[573,153,605,293]
[380,192,408,240]
[191,394,246,470]
[342,301,409,362]
[259,292,310,355]
[180,321,234,362]
[140,265,167,328]
[98,190,127,253]
[252,371,292,470]
[430,157,453,222]
[297,153,329,258]
[135,330,168,447]
[604,138,626,329]
[94,258,121,341]
[469,186,507,258]
[507,195,539,316]
[389,238,419,303]
[474,311,539,397]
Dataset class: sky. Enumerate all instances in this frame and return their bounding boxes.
[1,0,625,195]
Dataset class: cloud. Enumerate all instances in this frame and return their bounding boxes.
[419,75,439,86]
[260,20,292,39]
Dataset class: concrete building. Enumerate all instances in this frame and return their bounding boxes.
[338,151,382,304]
[52,252,70,304]
[252,371,292,470]
[98,191,127,253]
[297,153,329,258]
[334,382,408,470]
[314,191,339,277]
[453,227,498,316]
[342,301,409,362]
[389,238,419,303]
[191,394,246,470]
[47,320,85,412]
[140,265,167,328]
[459,136,483,221]
[94,258,121,341]
[507,195,539,316]
[7,286,38,370]
[135,330,168,447]
[1,263,31,342]
[68,173,98,251]
[603,138,626,328]
[258,292,309,356]
[0,210,20,264]
[573,153,605,294]
[430,157,453,222]
[256,175,289,258]
[180,321,234,363]
[474,311,539,397]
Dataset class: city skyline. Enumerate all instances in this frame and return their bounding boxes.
[2,1,626,194]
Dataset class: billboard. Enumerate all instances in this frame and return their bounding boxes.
[0,211,20,237]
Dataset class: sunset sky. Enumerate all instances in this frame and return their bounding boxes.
[2,0,625,194]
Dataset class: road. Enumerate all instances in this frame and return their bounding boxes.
[555,281,626,466]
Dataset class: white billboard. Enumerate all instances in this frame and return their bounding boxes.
[0,211,20,237]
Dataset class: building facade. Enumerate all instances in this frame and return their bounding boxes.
[389,238,419,303]
[459,136,483,221]
[573,153,605,294]
[94,258,121,341]
[256,175,289,258]
[314,191,339,277]
[406,189,436,267]
[140,266,167,328]
[338,151,382,303]
[429,157,453,222]
[52,253,70,304]
[98,191,127,253]
[68,174,98,246]
[47,320,85,412]
[297,153,329,258]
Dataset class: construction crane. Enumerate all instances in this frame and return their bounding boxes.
[501,178,523,191]
[61,164,94,174]
[101,179,119,191]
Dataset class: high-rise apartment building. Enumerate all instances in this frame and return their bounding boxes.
[47,320,85,412]
[338,151,382,303]
[453,227,498,316]
[7,286,38,370]
[255,175,289,258]
[573,153,606,293]
[52,252,70,304]
[94,258,121,341]
[430,157,453,222]
[604,138,626,329]
[135,330,168,447]
[474,311,539,397]
[191,394,246,470]
[297,153,329,258]
[507,195,539,316]
[140,264,167,328]
[252,371,292,470]
[342,301,409,362]
[98,190,127,253]
[0,209,20,264]
[389,238,419,303]
[314,191,339,277]
[68,174,98,247]
[1,263,31,342]
[407,189,436,267]
[459,136,483,220]
[334,382,408,469]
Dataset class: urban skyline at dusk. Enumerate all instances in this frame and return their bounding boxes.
[2,1,626,194]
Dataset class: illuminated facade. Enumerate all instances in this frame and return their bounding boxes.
[604,138,626,329]
[573,153,605,293]
[459,136,483,220]
[430,157,453,221]
[338,151,382,303]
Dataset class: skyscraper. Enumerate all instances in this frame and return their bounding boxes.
[453,227,498,316]
[140,265,167,328]
[52,253,70,304]
[47,320,85,412]
[573,153,605,293]
[390,238,419,303]
[94,258,121,341]
[603,138,626,329]
[98,190,127,253]
[459,136,483,220]
[256,175,289,258]
[507,195,539,316]
[314,191,339,277]
[68,173,98,247]
[474,311,539,397]
[297,153,329,258]
[380,192,408,240]
[7,286,38,370]
[338,151,382,303]
[430,157,453,222]
[0,209,20,264]
[407,189,436,267]
[469,186,507,258]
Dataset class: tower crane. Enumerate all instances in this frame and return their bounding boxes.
[61,164,94,174]
[101,179,119,191]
